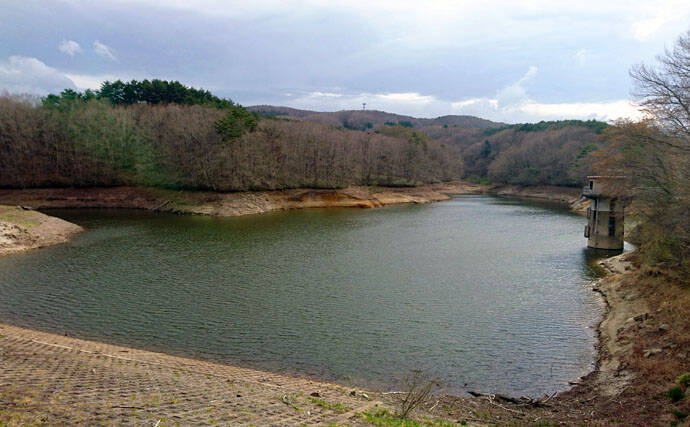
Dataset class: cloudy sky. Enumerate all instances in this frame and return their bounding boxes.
[1,1,688,122]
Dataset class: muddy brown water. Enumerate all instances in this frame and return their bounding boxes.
[0,195,621,396]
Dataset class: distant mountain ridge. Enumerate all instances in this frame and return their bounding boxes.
[246,105,505,130]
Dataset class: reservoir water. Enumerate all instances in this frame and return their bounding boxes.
[0,195,608,396]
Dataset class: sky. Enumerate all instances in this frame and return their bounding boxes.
[1,1,689,123]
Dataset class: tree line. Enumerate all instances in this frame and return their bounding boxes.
[0,79,610,192]
[417,120,602,187]
[43,79,236,109]
[0,86,463,190]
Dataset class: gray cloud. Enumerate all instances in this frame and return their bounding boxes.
[1,1,687,121]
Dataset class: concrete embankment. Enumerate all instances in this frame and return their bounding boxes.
[0,323,387,425]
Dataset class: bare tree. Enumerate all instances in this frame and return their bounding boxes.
[597,29,690,275]
[631,30,690,142]
[396,370,439,418]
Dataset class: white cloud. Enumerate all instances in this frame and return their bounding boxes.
[93,40,116,60]
[377,92,435,104]
[64,73,124,90]
[447,66,644,122]
[106,0,690,47]
[630,0,689,41]
[0,56,134,95]
[633,15,669,42]
[58,40,83,56]
[284,65,644,123]
[518,100,642,121]
[574,49,588,66]
[0,56,76,94]
[494,66,537,109]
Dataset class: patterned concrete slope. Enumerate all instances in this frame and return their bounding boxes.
[0,323,383,426]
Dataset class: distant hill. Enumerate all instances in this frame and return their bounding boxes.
[246,105,505,130]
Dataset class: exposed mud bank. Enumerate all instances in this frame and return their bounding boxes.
[482,183,589,214]
[0,205,82,256]
[0,181,585,218]
[0,180,587,260]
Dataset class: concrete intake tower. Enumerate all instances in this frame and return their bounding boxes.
[583,176,625,250]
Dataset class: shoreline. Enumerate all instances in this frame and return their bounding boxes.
[0,181,586,256]
[0,254,641,425]
[0,180,586,217]
[5,183,651,424]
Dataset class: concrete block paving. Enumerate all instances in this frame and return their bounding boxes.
[0,324,382,425]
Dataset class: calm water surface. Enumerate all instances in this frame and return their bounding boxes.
[0,196,610,395]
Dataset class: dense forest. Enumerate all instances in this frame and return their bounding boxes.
[249,106,606,187]
[0,82,461,190]
[0,79,607,191]
[1,79,606,192]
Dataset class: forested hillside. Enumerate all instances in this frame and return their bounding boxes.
[247,105,504,130]
[1,80,607,191]
[425,122,603,186]
[0,83,462,190]
[249,105,607,187]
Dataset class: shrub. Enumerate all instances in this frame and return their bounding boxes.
[668,387,685,402]
[396,371,439,418]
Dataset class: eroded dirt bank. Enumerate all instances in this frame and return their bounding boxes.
[0,181,586,218]
[432,252,689,425]
[0,205,82,257]
[482,183,589,214]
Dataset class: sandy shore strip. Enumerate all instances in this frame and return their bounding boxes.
[0,205,82,257]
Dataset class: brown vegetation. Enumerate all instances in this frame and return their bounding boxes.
[0,97,464,190]
[595,30,689,278]
[250,105,607,187]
